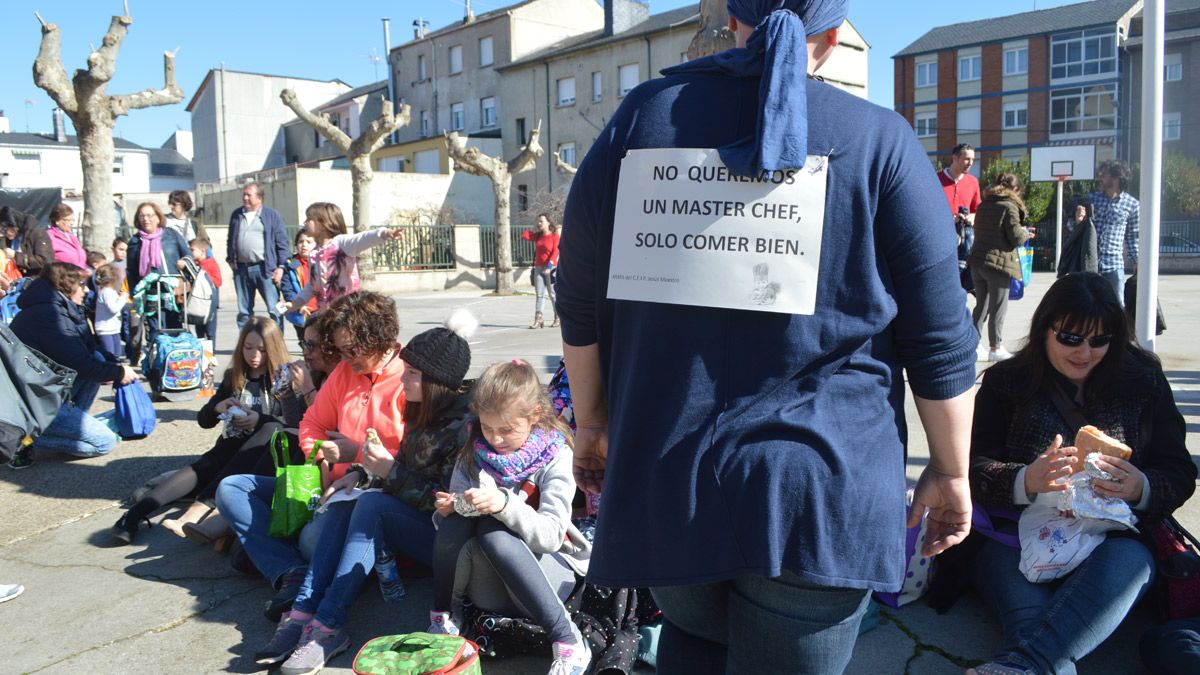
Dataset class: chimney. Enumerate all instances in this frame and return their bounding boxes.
[0,110,8,134]
[464,0,475,23]
[604,0,649,37]
[52,108,67,142]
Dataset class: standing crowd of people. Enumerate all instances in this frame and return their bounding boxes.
[1,2,1196,674]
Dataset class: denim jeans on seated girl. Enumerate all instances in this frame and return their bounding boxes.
[31,367,117,457]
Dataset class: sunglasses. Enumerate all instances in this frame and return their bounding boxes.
[298,339,318,353]
[1053,329,1114,349]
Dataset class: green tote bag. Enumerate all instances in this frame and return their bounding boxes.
[267,432,323,538]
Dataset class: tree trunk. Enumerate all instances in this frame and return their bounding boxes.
[349,155,376,281]
[77,117,116,250]
[688,0,735,60]
[494,174,513,295]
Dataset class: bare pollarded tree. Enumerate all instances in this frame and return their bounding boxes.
[32,1,184,250]
[280,89,409,280]
[553,150,577,179]
[443,121,543,295]
[688,0,735,60]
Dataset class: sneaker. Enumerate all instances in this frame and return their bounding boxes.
[110,512,150,545]
[264,567,307,622]
[427,610,460,635]
[8,446,33,470]
[548,641,591,675]
[988,347,1013,362]
[0,583,24,604]
[280,624,349,675]
[254,615,310,666]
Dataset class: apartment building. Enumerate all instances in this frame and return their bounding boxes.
[1125,0,1200,163]
[280,80,390,169]
[893,0,1144,171]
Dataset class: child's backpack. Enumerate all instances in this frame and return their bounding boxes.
[180,258,213,324]
[0,277,31,325]
[113,381,156,439]
[352,632,481,675]
[146,329,203,401]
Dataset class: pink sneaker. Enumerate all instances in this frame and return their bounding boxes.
[548,641,591,675]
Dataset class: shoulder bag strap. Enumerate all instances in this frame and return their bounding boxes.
[1043,380,1089,435]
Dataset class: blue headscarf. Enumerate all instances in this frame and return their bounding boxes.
[662,0,848,176]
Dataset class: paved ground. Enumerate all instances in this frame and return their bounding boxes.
[1,273,1197,675]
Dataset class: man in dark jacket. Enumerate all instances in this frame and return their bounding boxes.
[10,263,136,459]
[1,206,55,277]
[226,182,289,328]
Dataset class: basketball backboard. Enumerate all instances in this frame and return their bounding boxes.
[1030,145,1096,182]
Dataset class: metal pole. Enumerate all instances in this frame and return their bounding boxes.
[1055,177,1064,271]
[1137,0,1164,351]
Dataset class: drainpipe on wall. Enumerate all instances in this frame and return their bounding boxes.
[219,63,230,180]
[544,61,553,191]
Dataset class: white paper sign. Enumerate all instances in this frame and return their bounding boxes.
[608,148,827,315]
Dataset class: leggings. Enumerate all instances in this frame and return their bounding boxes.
[434,514,576,644]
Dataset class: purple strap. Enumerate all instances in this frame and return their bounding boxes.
[972,504,1021,548]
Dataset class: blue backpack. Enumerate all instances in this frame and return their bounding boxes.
[114,382,156,439]
[148,330,203,396]
[1,277,31,325]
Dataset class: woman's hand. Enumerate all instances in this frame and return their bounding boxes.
[317,431,358,463]
[911,467,972,557]
[1024,434,1078,497]
[464,487,507,515]
[231,410,260,431]
[214,397,240,415]
[119,365,138,385]
[175,258,188,270]
[289,359,313,395]
[321,472,359,503]
[1091,456,1147,504]
[572,425,608,495]
[434,491,455,517]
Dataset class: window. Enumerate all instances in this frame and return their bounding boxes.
[11,150,40,173]
[916,60,937,88]
[418,54,427,81]
[1165,112,1182,141]
[1049,83,1117,134]
[914,112,937,138]
[592,71,602,102]
[480,97,496,128]
[558,142,577,167]
[449,45,463,74]
[450,102,464,131]
[517,184,529,213]
[958,55,981,82]
[479,36,494,67]
[1003,102,1028,129]
[419,110,430,137]
[556,77,576,106]
[516,117,526,144]
[1166,53,1183,82]
[618,63,639,96]
[414,149,440,174]
[1004,48,1028,76]
[956,106,980,133]
[1050,29,1116,80]
[112,156,125,175]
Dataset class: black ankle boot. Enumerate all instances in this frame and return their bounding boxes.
[111,511,151,545]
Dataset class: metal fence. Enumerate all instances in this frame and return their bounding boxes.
[281,223,457,271]
[1027,220,1200,271]
[479,225,537,268]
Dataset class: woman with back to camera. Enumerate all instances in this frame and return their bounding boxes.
[964,272,1195,675]
[968,172,1033,362]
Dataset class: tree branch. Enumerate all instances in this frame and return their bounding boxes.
[83,11,133,84]
[507,119,543,175]
[348,98,407,158]
[553,149,577,177]
[443,131,504,179]
[280,88,352,153]
[31,14,78,113]
[108,48,184,116]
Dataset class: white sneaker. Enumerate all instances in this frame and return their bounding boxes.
[976,347,990,361]
[427,610,460,635]
[547,641,591,675]
[988,347,1013,361]
[0,583,24,603]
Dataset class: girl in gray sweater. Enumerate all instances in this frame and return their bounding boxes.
[430,360,592,675]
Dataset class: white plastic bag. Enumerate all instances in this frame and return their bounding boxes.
[1017,492,1128,583]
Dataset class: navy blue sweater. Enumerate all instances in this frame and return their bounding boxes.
[12,277,123,385]
[556,73,978,591]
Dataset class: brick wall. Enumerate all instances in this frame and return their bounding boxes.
[981,43,1003,169]
[894,57,915,124]
[1028,35,1049,144]
[937,50,957,160]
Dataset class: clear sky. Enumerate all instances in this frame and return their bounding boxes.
[0,0,1085,149]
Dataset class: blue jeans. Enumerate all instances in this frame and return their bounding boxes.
[32,372,116,457]
[215,474,332,587]
[650,571,870,674]
[1141,617,1200,673]
[970,535,1155,674]
[533,265,556,316]
[293,491,434,629]
[1100,269,1124,307]
[233,263,280,329]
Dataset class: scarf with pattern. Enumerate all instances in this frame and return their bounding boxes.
[474,426,564,487]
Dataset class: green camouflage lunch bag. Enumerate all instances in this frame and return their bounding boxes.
[352,632,482,675]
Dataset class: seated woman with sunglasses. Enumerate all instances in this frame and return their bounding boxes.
[964,272,1195,675]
